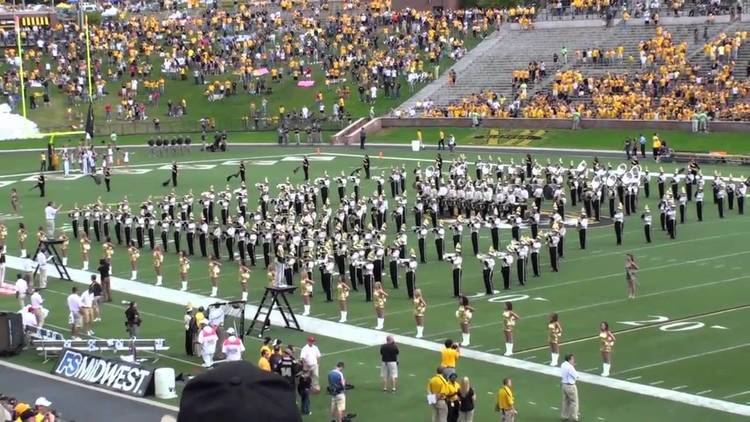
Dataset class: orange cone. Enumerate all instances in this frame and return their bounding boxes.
[379,151,383,159]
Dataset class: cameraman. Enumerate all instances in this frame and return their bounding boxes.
[327,362,347,422]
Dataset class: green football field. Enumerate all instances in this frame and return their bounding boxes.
[0,143,749,422]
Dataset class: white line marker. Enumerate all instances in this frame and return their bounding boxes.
[672,385,688,391]
[409,374,416,377]
[585,367,598,372]
[487,347,501,352]
[711,325,729,330]
[528,401,537,405]
[618,343,750,374]
[723,391,750,399]
[597,417,606,421]
[550,406,559,410]
[650,380,665,386]
[523,356,537,361]
[697,390,713,395]
[471,344,484,349]
[626,376,642,381]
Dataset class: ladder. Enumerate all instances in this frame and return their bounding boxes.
[31,240,72,282]
[246,286,302,338]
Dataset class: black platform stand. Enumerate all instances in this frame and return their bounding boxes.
[31,239,72,281]
[246,286,301,337]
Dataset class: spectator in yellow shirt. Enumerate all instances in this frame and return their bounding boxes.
[440,339,460,377]
[652,133,661,159]
[258,349,272,371]
[495,378,517,421]
[427,366,449,422]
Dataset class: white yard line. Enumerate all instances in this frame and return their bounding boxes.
[650,380,665,386]
[617,343,750,375]
[0,152,302,179]
[672,385,689,391]
[626,376,642,381]
[723,391,750,400]
[697,390,713,395]
[10,255,750,418]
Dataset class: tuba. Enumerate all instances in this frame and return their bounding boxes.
[425,166,435,178]
[606,174,618,188]
[576,160,587,175]
[615,163,628,177]
[591,175,602,191]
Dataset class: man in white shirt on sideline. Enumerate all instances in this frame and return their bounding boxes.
[36,249,49,288]
[44,202,62,237]
[560,353,580,422]
[221,327,245,362]
[30,288,46,327]
[15,273,28,310]
[67,286,83,340]
[300,336,322,393]
[80,286,95,336]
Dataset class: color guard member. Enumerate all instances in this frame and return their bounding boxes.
[373,281,388,330]
[80,233,90,271]
[179,251,190,292]
[301,271,314,316]
[337,276,350,323]
[128,241,140,280]
[502,302,520,356]
[153,245,164,286]
[599,321,616,377]
[456,296,474,346]
[239,260,250,301]
[548,313,562,366]
[209,255,221,297]
[414,288,427,338]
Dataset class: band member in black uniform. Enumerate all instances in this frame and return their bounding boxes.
[239,160,246,183]
[577,210,588,249]
[389,246,399,289]
[716,181,725,219]
[224,224,235,260]
[302,156,310,182]
[173,221,181,254]
[500,251,511,290]
[416,223,428,263]
[124,213,133,246]
[199,218,208,257]
[363,155,371,179]
[211,225,221,259]
[34,173,46,197]
[530,235,541,277]
[657,168,666,199]
[404,250,418,299]
[696,188,704,221]
[104,167,112,192]
[136,216,144,249]
[547,229,560,272]
[434,223,445,261]
[159,218,169,252]
[147,217,155,250]
[114,213,122,244]
[247,230,257,266]
[186,219,195,255]
[516,242,528,286]
[236,227,246,262]
[738,182,747,214]
[481,251,495,295]
[446,244,463,297]
[93,211,101,242]
[643,170,651,198]
[614,203,624,245]
[69,206,80,239]
[171,162,178,187]
[670,172,679,200]
[641,205,652,243]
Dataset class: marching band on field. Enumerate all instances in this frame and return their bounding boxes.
[34,153,747,374]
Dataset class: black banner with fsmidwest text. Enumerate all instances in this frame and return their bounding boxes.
[52,348,154,397]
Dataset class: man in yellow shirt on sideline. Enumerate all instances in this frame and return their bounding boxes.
[495,378,517,422]
[427,366,449,422]
[652,133,661,159]
[440,339,460,377]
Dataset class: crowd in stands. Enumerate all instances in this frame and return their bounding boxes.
[1,395,60,422]
[414,25,750,121]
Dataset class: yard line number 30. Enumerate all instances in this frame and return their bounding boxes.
[618,315,706,332]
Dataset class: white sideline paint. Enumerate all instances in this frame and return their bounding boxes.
[7,255,750,418]
[723,391,750,400]
[0,359,179,413]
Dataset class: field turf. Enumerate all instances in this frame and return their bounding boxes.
[0,144,749,421]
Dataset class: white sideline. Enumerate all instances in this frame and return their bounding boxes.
[6,255,750,417]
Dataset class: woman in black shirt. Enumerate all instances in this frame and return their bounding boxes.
[125,301,141,339]
[457,376,476,422]
[98,259,111,302]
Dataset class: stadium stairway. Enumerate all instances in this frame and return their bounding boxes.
[399,16,749,111]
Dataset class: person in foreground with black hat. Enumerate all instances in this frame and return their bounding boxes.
[161,360,302,422]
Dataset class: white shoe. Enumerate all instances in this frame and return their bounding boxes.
[210,292,217,297]
[550,362,557,367]
[93,318,101,322]
[460,341,469,347]
[302,312,310,316]
[73,336,82,340]
[338,318,345,323]
[155,281,163,286]
[601,372,609,377]
[130,275,136,280]
[416,334,423,339]
[375,326,382,330]
[87,330,95,336]
[180,286,187,291]
[504,351,512,356]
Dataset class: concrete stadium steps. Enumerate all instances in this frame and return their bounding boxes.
[400,17,750,111]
